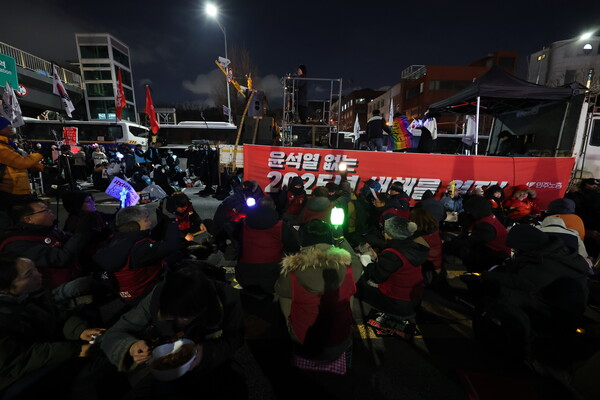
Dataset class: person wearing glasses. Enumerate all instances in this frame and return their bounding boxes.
[0,199,93,289]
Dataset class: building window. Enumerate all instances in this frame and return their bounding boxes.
[84,70,112,81]
[121,69,132,87]
[356,98,366,104]
[81,63,111,68]
[405,85,421,99]
[80,45,109,59]
[124,88,134,102]
[112,47,130,67]
[86,83,114,97]
[590,119,600,146]
[88,100,117,121]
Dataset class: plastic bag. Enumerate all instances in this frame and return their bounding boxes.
[140,183,167,201]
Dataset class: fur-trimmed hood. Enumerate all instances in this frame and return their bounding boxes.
[281,244,351,274]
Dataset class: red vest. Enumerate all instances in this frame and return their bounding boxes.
[302,203,334,225]
[113,238,165,300]
[379,207,410,225]
[289,266,356,346]
[471,214,510,256]
[240,220,284,264]
[0,231,79,289]
[175,204,194,231]
[422,231,443,270]
[285,191,307,215]
[377,248,424,301]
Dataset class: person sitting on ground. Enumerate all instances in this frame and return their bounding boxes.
[386,181,410,219]
[300,186,335,225]
[158,192,206,242]
[547,197,585,241]
[441,182,464,215]
[503,185,540,221]
[275,219,361,361]
[415,189,445,224]
[92,161,110,191]
[0,200,93,289]
[484,184,507,225]
[92,205,180,304]
[278,176,308,226]
[410,208,444,287]
[100,263,246,399]
[356,216,429,319]
[0,253,122,399]
[235,198,300,293]
[447,196,510,273]
[241,180,264,203]
[478,224,590,361]
[540,216,589,260]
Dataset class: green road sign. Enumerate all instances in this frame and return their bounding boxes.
[0,53,19,89]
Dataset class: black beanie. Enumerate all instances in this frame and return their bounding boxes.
[300,219,333,247]
[547,198,576,215]
[506,224,551,251]
[62,191,90,215]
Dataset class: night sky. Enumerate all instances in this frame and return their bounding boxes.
[2,0,598,109]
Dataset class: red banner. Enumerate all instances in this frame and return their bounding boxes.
[243,145,575,209]
[62,127,78,146]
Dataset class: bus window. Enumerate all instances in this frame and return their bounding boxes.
[590,119,600,147]
[129,126,148,138]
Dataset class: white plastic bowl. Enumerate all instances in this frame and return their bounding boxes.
[149,339,197,381]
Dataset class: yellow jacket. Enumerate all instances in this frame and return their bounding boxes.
[0,136,44,195]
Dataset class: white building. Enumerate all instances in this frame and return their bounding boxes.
[528,35,600,90]
[75,33,138,122]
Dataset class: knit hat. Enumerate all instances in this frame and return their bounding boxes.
[384,216,417,240]
[300,219,333,247]
[62,191,91,215]
[506,224,551,252]
[289,176,304,188]
[547,198,576,215]
[0,116,11,131]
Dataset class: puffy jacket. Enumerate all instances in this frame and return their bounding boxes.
[0,136,44,195]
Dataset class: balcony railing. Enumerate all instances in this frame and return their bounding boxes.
[0,41,82,88]
[401,65,427,81]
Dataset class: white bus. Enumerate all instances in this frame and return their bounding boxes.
[19,118,149,149]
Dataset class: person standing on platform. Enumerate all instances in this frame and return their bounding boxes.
[366,109,391,151]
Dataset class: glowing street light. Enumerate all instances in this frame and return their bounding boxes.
[205,2,232,125]
[580,31,593,41]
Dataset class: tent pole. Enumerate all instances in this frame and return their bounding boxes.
[554,101,571,157]
[475,96,481,155]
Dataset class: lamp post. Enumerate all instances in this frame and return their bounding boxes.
[206,3,232,125]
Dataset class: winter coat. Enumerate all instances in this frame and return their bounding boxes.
[483,236,590,315]
[0,136,44,195]
[363,238,429,301]
[100,280,243,373]
[0,224,90,288]
[0,291,88,391]
[540,216,588,258]
[92,222,180,299]
[366,115,391,140]
[301,196,334,225]
[276,242,360,359]
[236,206,300,292]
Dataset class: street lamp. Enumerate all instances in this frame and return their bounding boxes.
[205,2,232,125]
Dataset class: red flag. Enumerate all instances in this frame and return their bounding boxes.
[145,85,160,134]
[115,68,127,120]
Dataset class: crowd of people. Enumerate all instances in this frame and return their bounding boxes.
[1,114,600,399]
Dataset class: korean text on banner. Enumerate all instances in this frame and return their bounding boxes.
[242,144,575,209]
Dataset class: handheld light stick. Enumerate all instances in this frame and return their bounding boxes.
[246,197,256,207]
[450,181,456,197]
[330,207,345,227]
